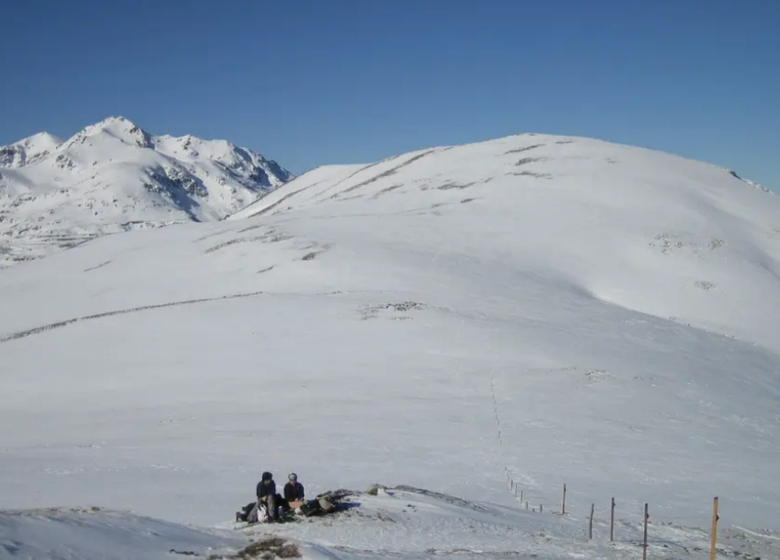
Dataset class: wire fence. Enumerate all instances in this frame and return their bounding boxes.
[487,369,722,559]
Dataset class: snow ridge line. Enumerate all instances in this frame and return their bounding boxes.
[0,291,266,343]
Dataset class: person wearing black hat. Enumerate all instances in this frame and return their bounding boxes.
[256,471,280,522]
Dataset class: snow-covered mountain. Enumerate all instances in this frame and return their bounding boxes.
[0,132,64,168]
[0,117,292,267]
[1,133,780,558]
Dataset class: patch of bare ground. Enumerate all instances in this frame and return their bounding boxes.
[300,243,331,261]
[371,184,404,198]
[359,301,427,320]
[204,229,292,254]
[515,156,549,166]
[504,143,545,154]
[207,537,300,560]
[237,223,265,233]
[511,171,553,179]
[437,181,477,190]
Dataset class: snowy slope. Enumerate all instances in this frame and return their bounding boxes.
[1,133,779,558]
[0,117,291,267]
[244,487,780,560]
[3,488,779,560]
[231,135,780,352]
[0,132,63,168]
[0,507,241,560]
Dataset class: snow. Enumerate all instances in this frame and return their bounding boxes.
[0,132,63,168]
[0,116,292,267]
[237,487,780,560]
[0,507,240,560]
[3,490,778,560]
[1,133,779,558]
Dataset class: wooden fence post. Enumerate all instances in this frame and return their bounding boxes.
[643,503,649,560]
[589,503,595,539]
[562,483,567,515]
[540,504,543,513]
[710,497,719,560]
[525,501,529,510]
[520,489,523,503]
[610,497,615,541]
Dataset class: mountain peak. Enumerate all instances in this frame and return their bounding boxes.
[89,115,136,129]
[0,132,63,168]
[0,118,293,266]
[60,116,152,149]
[11,131,64,148]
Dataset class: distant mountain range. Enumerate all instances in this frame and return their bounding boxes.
[0,116,292,266]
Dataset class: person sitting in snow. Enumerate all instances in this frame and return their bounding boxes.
[257,471,281,522]
[283,472,305,511]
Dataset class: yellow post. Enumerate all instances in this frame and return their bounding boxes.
[710,497,719,560]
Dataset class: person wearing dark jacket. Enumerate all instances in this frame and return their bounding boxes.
[284,472,305,503]
[256,471,280,521]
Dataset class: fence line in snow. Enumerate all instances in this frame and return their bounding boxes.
[488,371,723,558]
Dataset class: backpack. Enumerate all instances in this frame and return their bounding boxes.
[318,496,336,513]
[299,499,322,517]
[246,502,270,524]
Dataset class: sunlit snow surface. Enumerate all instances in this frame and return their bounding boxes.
[1,134,779,558]
[0,117,290,266]
[3,489,779,560]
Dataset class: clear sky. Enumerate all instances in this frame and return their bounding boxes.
[2,0,778,190]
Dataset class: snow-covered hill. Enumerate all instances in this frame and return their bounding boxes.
[0,507,241,560]
[4,489,779,559]
[1,133,779,558]
[0,117,291,267]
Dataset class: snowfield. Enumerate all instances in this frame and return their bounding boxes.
[0,507,240,560]
[1,133,779,559]
[3,489,779,559]
[0,117,291,267]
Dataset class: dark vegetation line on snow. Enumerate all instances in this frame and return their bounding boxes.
[0,289,366,344]
[0,291,267,343]
[240,178,331,220]
[313,161,385,200]
[328,149,437,200]
[83,260,112,272]
[248,186,312,218]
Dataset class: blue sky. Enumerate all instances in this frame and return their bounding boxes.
[1,0,778,190]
